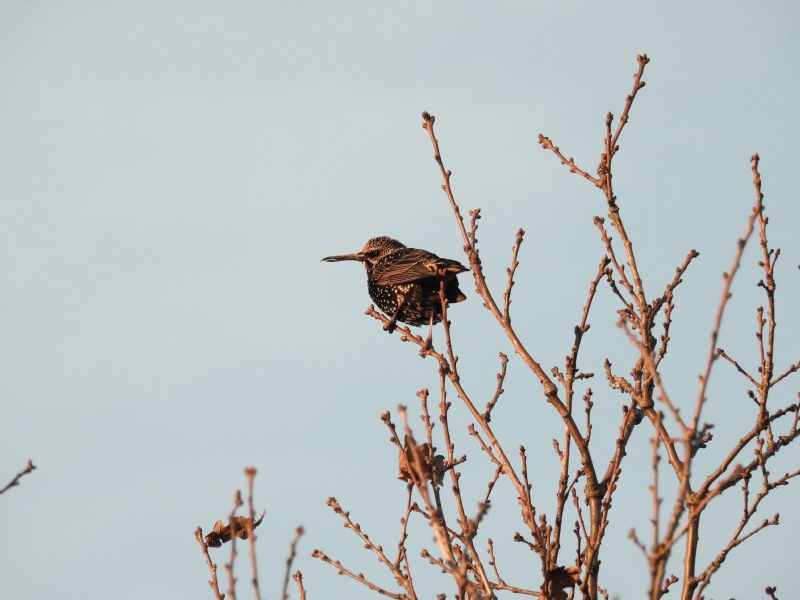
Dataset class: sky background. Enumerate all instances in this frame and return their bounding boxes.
[1,2,799,599]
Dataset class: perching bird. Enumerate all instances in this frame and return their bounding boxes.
[322,237,468,332]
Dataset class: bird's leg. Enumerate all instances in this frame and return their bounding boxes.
[383,294,406,334]
[422,312,434,350]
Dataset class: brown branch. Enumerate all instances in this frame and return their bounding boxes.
[604,359,635,396]
[677,156,775,600]
[396,406,457,568]
[431,350,493,595]
[691,156,761,447]
[771,360,800,387]
[700,425,800,511]
[648,435,663,600]
[619,319,689,450]
[322,496,414,593]
[610,55,649,155]
[393,485,415,571]
[243,468,263,600]
[628,528,648,558]
[225,490,244,600]
[518,444,542,554]
[481,466,504,513]
[583,389,595,444]
[195,527,226,600]
[293,571,307,600]
[695,462,800,597]
[593,216,636,303]
[553,257,608,567]
[503,229,525,324]
[753,153,781,449]
[716,348,759,388]
[537,134,601,187]
[467,424,503,469]
[654,249,700,369]
[483,353,509,422]
[0,459,36,495]
[420,115,603,557]
[660,575,679,596]
[312,549,405,600]
[600,400,638,494]
[598,55,651,311]
[698,401,800,506]
[571,488,589,547]
[487,539,542,597]
[367,306,544,543]
[281,527,305,600]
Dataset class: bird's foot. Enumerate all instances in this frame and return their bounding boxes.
[383,321,398,334]
[421,332,433,351]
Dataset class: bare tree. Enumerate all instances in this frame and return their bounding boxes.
[193,54,797,600]
[195,467,307,600]
[307,55,799,600]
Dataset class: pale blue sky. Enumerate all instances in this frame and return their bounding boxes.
[1,2,799,599]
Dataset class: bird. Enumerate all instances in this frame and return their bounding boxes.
[322,237,469,333]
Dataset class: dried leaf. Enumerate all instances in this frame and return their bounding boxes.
[397,438,446,484]
[550,565,581,600]
[204,513,265,547]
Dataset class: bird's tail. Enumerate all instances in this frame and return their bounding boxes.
[446,278,467,303]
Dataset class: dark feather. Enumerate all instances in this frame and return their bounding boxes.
[371,248,468,286]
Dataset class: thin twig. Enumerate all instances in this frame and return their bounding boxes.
[503,229,525,324]
[312,549,404,599]
[195,527,225,600]
[537,134,601,187]
[0,460,36,495]
[483,353,509,422]
[293,571,307,600]
[421,111,603,580]
[244,468,263,600]
[226,490,244,600]
[716,348,759,388]
[771,361,800,387]
[281,527,306,600]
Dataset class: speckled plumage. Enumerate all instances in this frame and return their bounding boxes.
[323,237,468,327]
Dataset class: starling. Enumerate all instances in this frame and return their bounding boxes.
[323,237,468,332]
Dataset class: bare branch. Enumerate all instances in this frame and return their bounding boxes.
[537,134,601,187]
[0,460,36,496]
[244,467,263,600]
[483,353,509,422]
[195,527,226,600]
[716,348,759,388]
[771,361,800,387]
[312,549,405,600]
[293,572,307,600]
[281,527,306,600]
[503,229,525,324]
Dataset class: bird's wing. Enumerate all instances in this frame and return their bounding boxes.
[372,249,468,285]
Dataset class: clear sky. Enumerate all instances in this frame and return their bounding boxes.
[1,2,799,599]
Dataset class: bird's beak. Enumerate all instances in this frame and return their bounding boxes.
[321,252,365,263]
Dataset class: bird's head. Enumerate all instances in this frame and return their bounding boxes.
[322,237,406,269]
